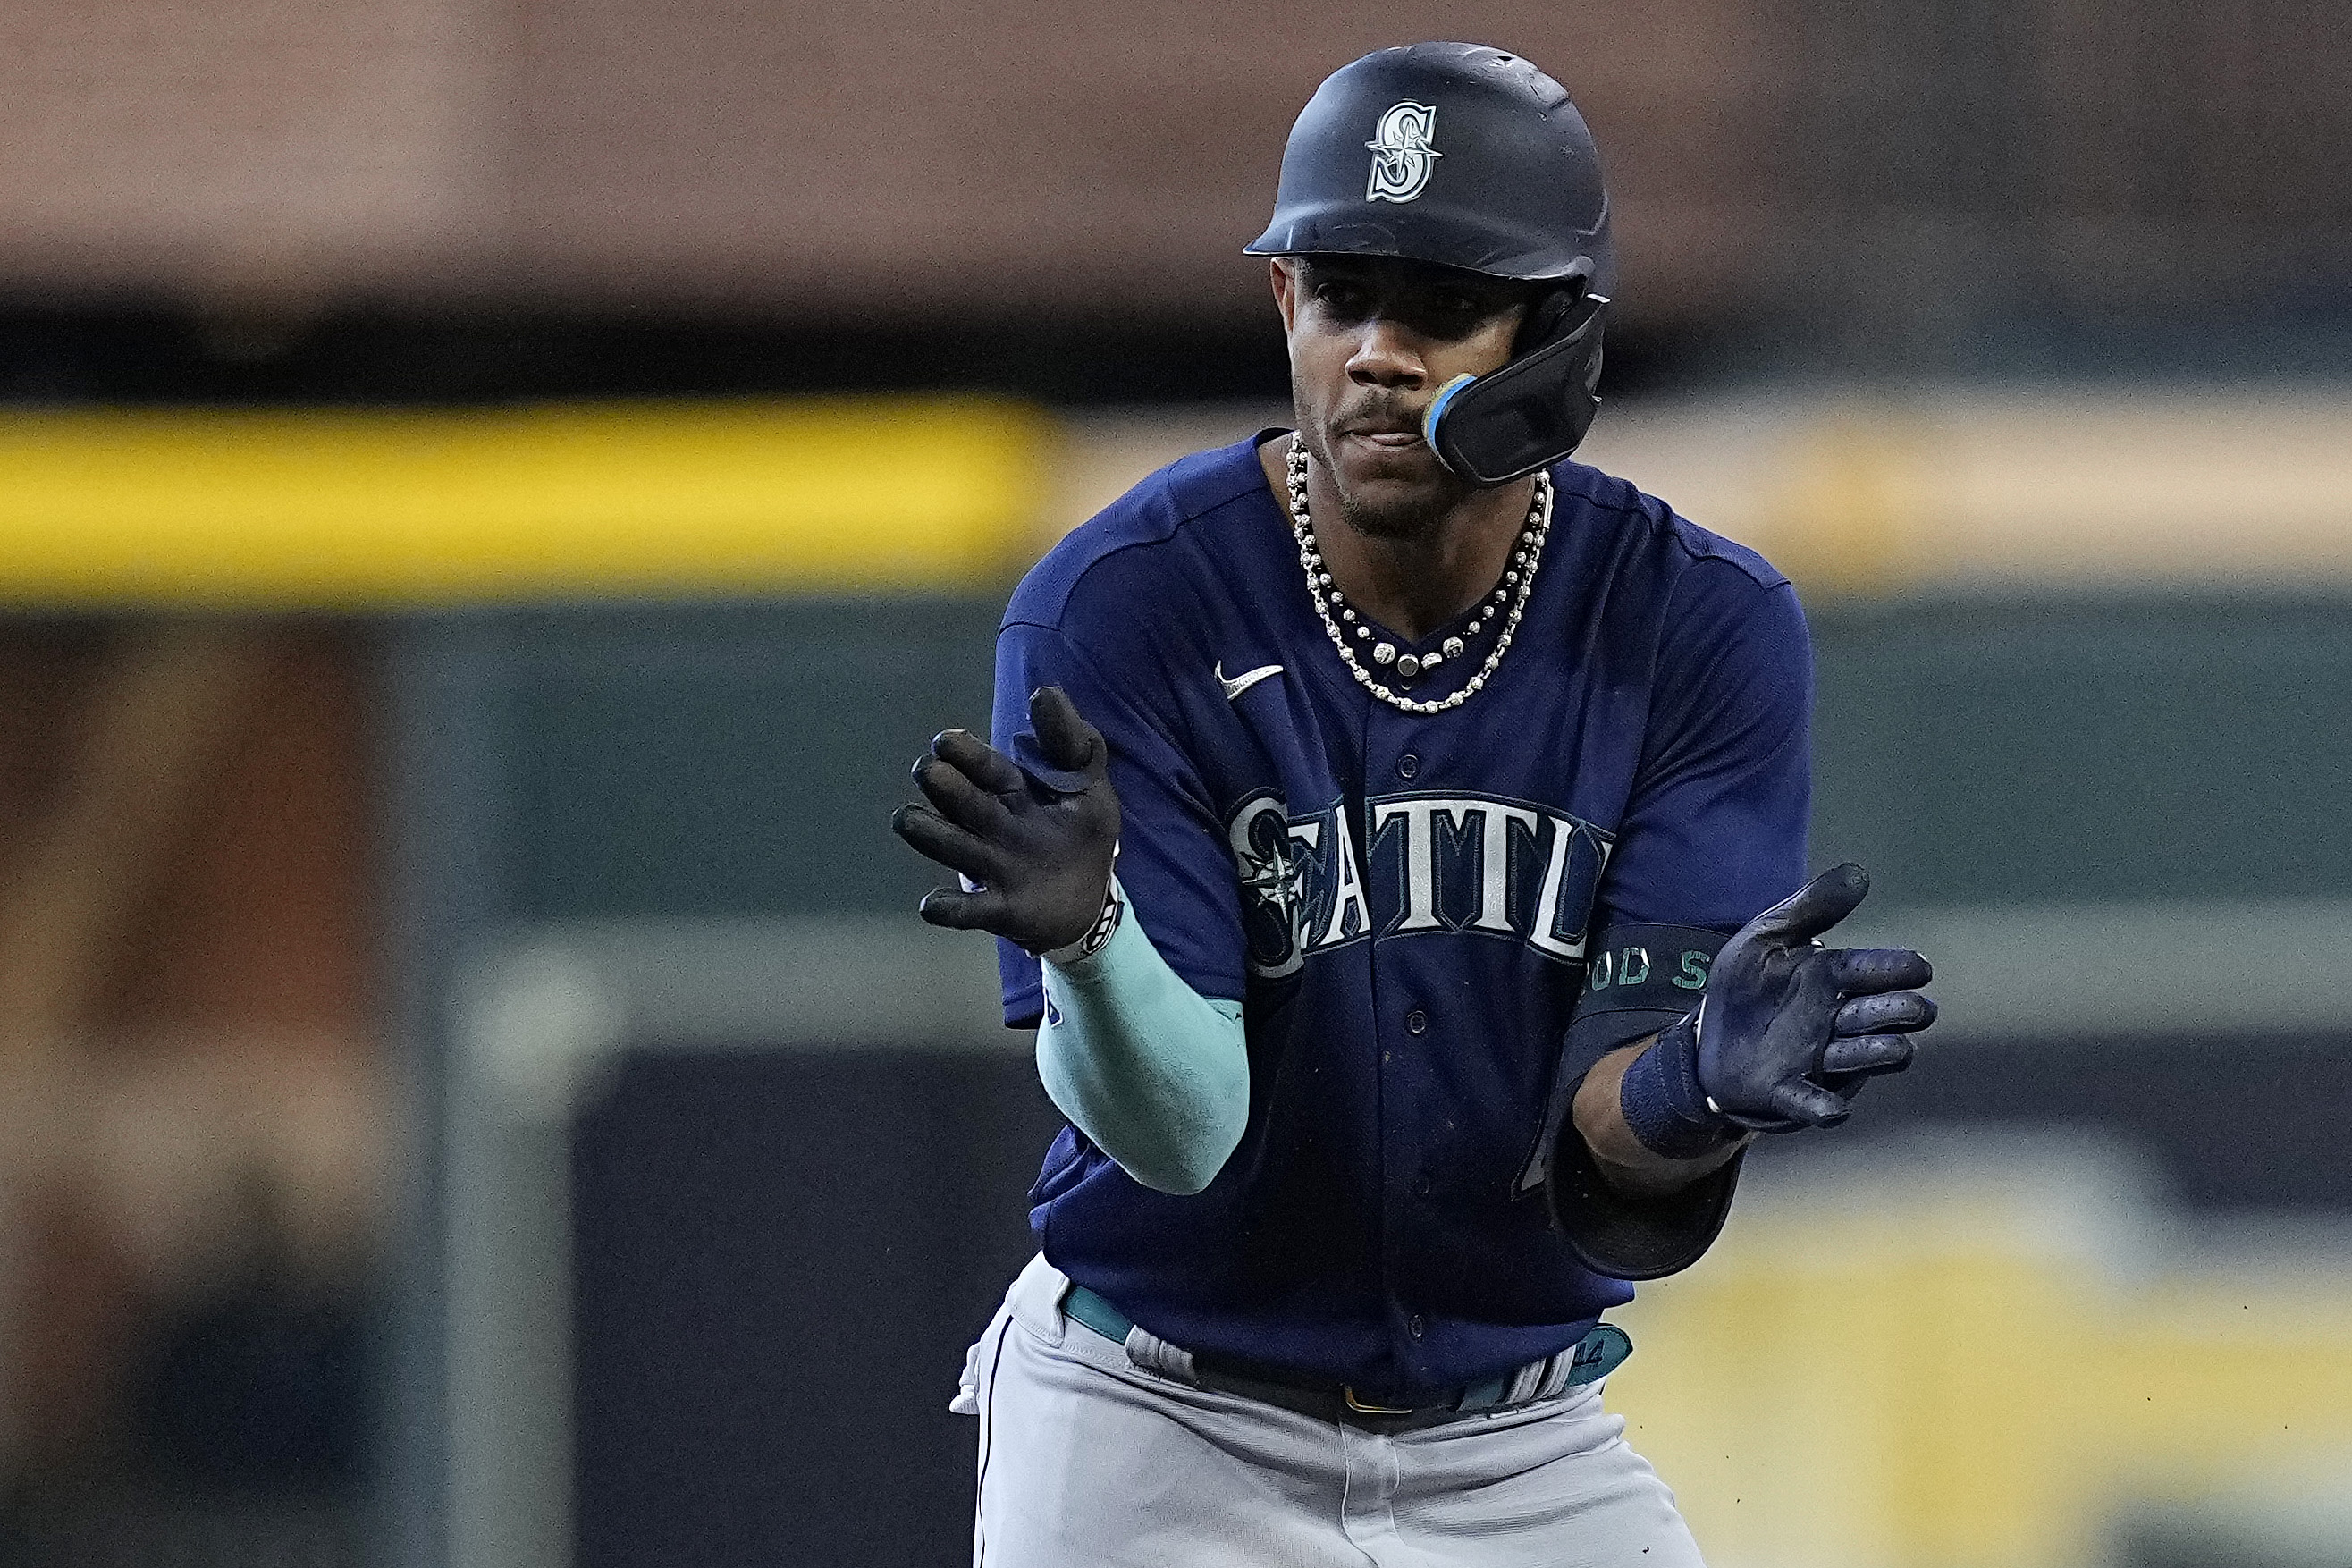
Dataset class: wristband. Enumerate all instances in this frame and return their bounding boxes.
[1617,1016,1742,1160]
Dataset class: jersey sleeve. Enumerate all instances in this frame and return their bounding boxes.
[1538,557,1813,1279]
[1568,556,1811,1062]
[993,620,1247,1027]
[1600,557,1813,939]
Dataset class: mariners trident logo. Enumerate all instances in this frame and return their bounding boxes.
[1365,101,1441,203]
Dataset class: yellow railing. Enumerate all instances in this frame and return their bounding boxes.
[0,398,1052,606]
[0,391,2347,606]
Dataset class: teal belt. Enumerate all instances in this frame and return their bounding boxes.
[1064,1284,1631,1426]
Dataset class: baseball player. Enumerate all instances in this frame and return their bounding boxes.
[891,42,1936,1567]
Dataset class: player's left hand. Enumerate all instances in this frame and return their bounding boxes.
[890,686,1122,955]
[1696,863,1935,1132]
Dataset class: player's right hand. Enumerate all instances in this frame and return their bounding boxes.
[890,685,1123,956]
[1695,863,1936,1131]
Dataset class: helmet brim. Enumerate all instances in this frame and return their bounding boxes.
[1243,194,1606,285]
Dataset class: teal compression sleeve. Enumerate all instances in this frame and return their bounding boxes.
[1037,882,1248,1196]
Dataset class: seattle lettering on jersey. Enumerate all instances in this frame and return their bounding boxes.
[1228,789,1614,977]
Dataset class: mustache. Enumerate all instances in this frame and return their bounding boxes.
[1332,398,1429,437]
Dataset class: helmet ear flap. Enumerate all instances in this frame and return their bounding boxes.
[1424,293,1610,485]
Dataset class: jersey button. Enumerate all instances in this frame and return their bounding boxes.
[1407,1313,1427,1339]
[1412,1172,1433,1199]
[1395,753,1420,780]
[1405,1009,1428,1034]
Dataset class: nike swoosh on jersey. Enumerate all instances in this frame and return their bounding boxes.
[1216,662,1285,701]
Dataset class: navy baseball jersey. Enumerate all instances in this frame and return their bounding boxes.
[992,431,1810,1399]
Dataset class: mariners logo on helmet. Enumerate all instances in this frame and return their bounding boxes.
[1364,100,1440,203]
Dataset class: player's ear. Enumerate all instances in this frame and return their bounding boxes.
[1269,257,1299,333]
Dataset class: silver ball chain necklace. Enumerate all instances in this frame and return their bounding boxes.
[1286,434,1552,716]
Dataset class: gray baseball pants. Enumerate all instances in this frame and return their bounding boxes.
[954,1254,1707,1567]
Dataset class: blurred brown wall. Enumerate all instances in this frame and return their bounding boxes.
[0,0,1774,319]
[1,0,2345,331]
[491,0,1776,317]
[0,0,495,299]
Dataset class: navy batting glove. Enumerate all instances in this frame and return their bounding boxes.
[890,686,1123,956]
[1621,864,1935,1146]
[1697,863,1935,1131]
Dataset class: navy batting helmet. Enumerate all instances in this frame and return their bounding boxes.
[1246,43,1614,484]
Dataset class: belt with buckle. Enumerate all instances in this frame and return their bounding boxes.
[1062,1284,1630,1431]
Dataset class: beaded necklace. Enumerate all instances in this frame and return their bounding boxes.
[1285,434,1550,716]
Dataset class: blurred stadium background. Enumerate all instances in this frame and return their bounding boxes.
[0,2,2348,1565]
